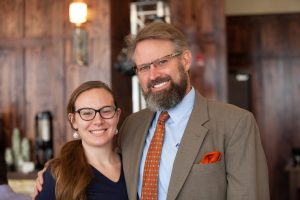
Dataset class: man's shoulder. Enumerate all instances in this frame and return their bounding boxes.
[205,99,253,122]
[194,91,252,122]
[208,100,249,113]
[195,90,251,116]
[120,108,153,132]
[118,108,154,148]
[126,108,153,121]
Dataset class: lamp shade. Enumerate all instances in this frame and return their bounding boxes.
[69,2,87,25]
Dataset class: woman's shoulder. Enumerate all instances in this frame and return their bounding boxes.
[35,166,56,200]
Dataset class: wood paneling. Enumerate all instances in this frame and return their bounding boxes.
[110,0,132,126]
[0,0,112,158]
[0,0,23,39]
[0,49,24,147]
[169,0,227,101]
[227,14,300,200]
[23,0,65,157]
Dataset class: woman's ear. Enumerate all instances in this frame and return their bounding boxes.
[68,113,77,130]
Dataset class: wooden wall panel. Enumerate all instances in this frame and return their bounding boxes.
[0,0,113,160]
[23,0,65,155]
[169,0,227,101]
[110,0,132,126]
[259,16,300,200]
[0,49,24,146]
[25,0,54,37]
[0,0,25,147]
[25,45,65,155]
[227,14,300,200]
[0,0,23,39]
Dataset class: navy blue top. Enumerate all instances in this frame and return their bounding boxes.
[36,164,128,200]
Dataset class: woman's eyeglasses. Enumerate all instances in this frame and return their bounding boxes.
[75,106,117,121]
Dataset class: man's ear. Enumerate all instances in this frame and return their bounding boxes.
[116,108,122,122]
[182,50,192,71]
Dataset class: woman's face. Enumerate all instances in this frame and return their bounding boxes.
[69,88,120,149]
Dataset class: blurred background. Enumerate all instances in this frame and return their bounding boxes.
[0,0,299,199]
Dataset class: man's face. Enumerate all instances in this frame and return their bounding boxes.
[133,39,191,111]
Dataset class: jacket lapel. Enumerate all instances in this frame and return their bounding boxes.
[167,92,209,200]
[125,110,155,200]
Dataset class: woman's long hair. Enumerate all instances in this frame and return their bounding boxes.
[49,81,117,200]
[51,140,92,200]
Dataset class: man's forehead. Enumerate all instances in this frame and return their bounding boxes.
[133,40,174,64]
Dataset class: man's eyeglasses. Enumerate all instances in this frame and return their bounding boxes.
[75,106,117,121]
[133,51,182,74]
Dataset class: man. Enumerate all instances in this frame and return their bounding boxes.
[35,22,270,200]
[118,21,269,200]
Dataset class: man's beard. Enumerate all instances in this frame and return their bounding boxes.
[142,64,188,111]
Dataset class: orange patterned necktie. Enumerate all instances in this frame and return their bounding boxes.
[141,111,170,200]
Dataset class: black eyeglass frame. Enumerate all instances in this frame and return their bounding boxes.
[74,106,118,121]
[133,51,182,74]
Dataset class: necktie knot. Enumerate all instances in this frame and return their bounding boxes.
[158,111,169,123]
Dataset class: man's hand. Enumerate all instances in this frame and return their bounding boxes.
[32,162,49,199]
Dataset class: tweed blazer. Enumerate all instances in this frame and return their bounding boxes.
[119,91,270,200]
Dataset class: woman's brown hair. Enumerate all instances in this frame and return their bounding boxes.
[49,81,117,200]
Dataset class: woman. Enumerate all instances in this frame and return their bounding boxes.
[36,81,128,200]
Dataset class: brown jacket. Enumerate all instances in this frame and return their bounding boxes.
[119,91,270,200]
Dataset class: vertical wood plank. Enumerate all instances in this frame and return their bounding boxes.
[111,0,132,126]
[0,0,23,39]
[0,0,24,148]
[24,0,65,156]
[169,0,227,101]
[0,49,24,146]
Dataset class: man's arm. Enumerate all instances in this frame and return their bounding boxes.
[32,162,49,199]
[225,112,270,200]
[34,166,56,200]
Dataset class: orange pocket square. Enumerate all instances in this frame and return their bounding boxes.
[200,151,221,164]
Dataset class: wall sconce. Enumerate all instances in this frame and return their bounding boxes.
[69,1,88,66]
